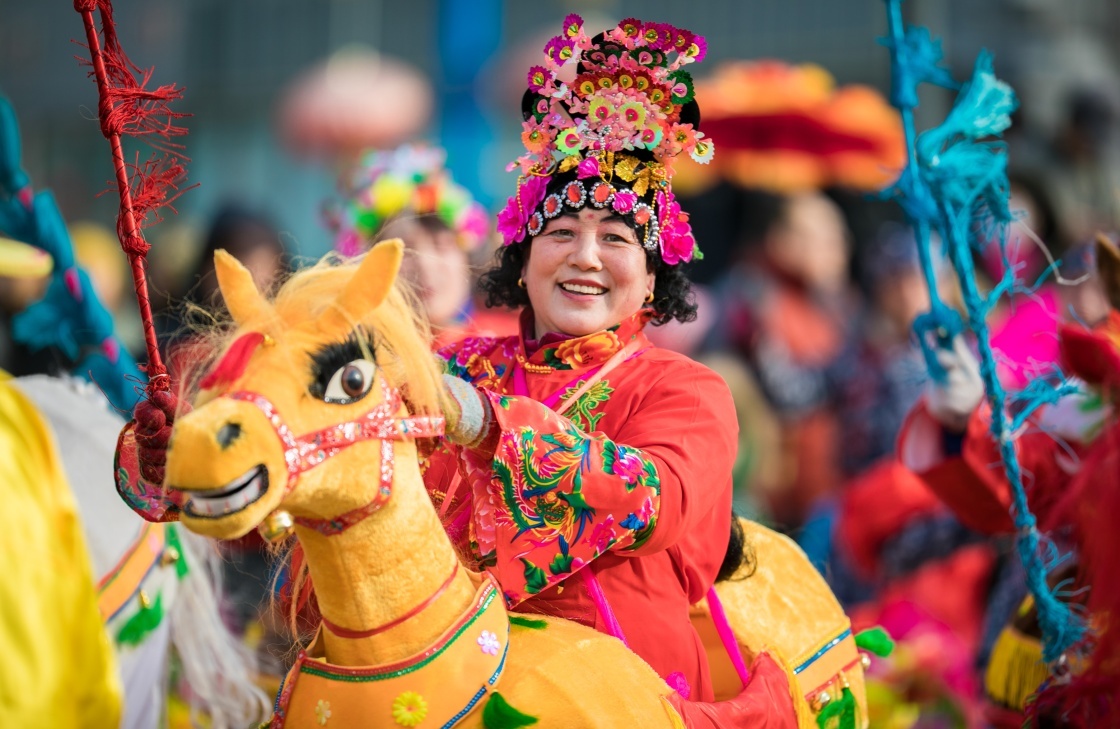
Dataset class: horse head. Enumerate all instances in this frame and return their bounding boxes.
[165,239,447,541]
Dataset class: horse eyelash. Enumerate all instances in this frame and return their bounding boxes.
[308,330,377,399]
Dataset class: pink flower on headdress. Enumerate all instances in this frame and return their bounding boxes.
[576,155,600,180]
[544,36,575,67]
[657,190,696,265]
[335,228,364,257]
[667,123,698,157]
[457,204,490,246]
[527,65,549,92]
[612,189,638,214]
[685,35,708,62]
[671,29,694,53]
[497,175,550,246]
[562,13,583,38]
[618,18,643,40]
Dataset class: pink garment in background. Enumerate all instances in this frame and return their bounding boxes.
[990,286,1061,390]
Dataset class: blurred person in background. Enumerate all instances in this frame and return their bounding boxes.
[330,144,515,346]
[706,189,859,531]
[70,220,144,358]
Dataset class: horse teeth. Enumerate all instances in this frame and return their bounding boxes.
[187,466,266,518]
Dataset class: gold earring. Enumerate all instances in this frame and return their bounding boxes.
[518,277,526,289]
[645,291,654,304]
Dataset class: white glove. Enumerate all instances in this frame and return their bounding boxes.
[925,335,984,433]
[442,374,493,448]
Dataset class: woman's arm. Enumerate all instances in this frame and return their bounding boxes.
[448,360,738,605]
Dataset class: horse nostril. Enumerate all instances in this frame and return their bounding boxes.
[216,422,242,449]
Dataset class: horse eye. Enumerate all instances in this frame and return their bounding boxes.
[323,359,376,403]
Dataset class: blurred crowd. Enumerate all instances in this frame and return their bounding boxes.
[3,15,1120,727]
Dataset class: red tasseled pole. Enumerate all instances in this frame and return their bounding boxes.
[74,0,193,394]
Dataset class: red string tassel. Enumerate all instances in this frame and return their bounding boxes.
[74,0,195,393]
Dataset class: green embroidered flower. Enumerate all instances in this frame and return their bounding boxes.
[392,692,428,727]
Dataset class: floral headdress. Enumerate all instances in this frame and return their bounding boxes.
[332,144,490,256]
[496,15,713,266]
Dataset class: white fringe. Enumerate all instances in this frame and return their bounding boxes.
[171,529,273,728]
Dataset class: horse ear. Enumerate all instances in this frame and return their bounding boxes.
[214,249,272,325]
[317,238,404,337]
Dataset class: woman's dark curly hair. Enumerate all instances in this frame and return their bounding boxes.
[477,170,698,326]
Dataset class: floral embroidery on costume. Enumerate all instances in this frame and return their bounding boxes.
[477,391,662,600]
[561,379,614,431]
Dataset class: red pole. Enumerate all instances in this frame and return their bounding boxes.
[78,7,167,389]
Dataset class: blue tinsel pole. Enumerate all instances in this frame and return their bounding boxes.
[880,0,1084,663]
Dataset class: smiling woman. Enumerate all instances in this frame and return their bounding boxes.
[420,16,802,715]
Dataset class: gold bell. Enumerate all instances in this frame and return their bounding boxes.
[812,691,832,711]
[138,590,152,609]
[860,653,872,670]
[161,545,181,567]
[258,509,295,542]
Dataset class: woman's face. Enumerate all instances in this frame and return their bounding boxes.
[523,207,654,338]
[387,218,471,328]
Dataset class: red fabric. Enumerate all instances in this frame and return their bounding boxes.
[666,652,798,729]
[837,458,943,577]
[1059,311,1120,391]
[199,332,264,391]
[429,312,737,702]
[897,401,1084,535]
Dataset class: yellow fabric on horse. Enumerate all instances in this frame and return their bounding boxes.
[0,371,122,727]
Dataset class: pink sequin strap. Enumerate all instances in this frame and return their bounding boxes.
[225,378,444,535]
[706,585,751,688]
[580,567,629,647]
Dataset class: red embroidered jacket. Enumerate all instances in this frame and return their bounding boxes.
[425,310,737,701]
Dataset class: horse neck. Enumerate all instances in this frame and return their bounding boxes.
[293,440,477,667]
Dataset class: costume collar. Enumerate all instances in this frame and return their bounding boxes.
[520,308,653,371]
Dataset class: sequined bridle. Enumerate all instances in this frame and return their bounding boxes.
[225,377,444,535]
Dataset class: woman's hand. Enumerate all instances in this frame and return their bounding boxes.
[442,374,493,448]
[925,335,984,433]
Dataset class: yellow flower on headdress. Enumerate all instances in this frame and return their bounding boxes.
[371,176,411,218]
[620,101,647,128]
[556,128,584,155]
[391,692,428,727]
[588,98,616,124]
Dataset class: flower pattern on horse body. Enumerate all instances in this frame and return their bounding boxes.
[477,629,502,655]
[391,692,428,727]
[314,699,331,725]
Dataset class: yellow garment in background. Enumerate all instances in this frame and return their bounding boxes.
[0,372,122,727]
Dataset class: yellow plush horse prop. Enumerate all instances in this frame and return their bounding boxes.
[164,240,869,728]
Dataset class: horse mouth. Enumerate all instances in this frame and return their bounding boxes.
[183,464,269,518]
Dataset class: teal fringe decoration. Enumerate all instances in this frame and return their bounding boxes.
[0,95,142,412]
[880,0,1085,663]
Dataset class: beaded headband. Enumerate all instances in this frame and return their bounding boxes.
[496,15,713,266]
[333,144,490,256]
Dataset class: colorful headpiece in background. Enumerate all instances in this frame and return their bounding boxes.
[693,61,906,193]
[0,95,142,412]
[497,15,712,266]
[332,144,490,257]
